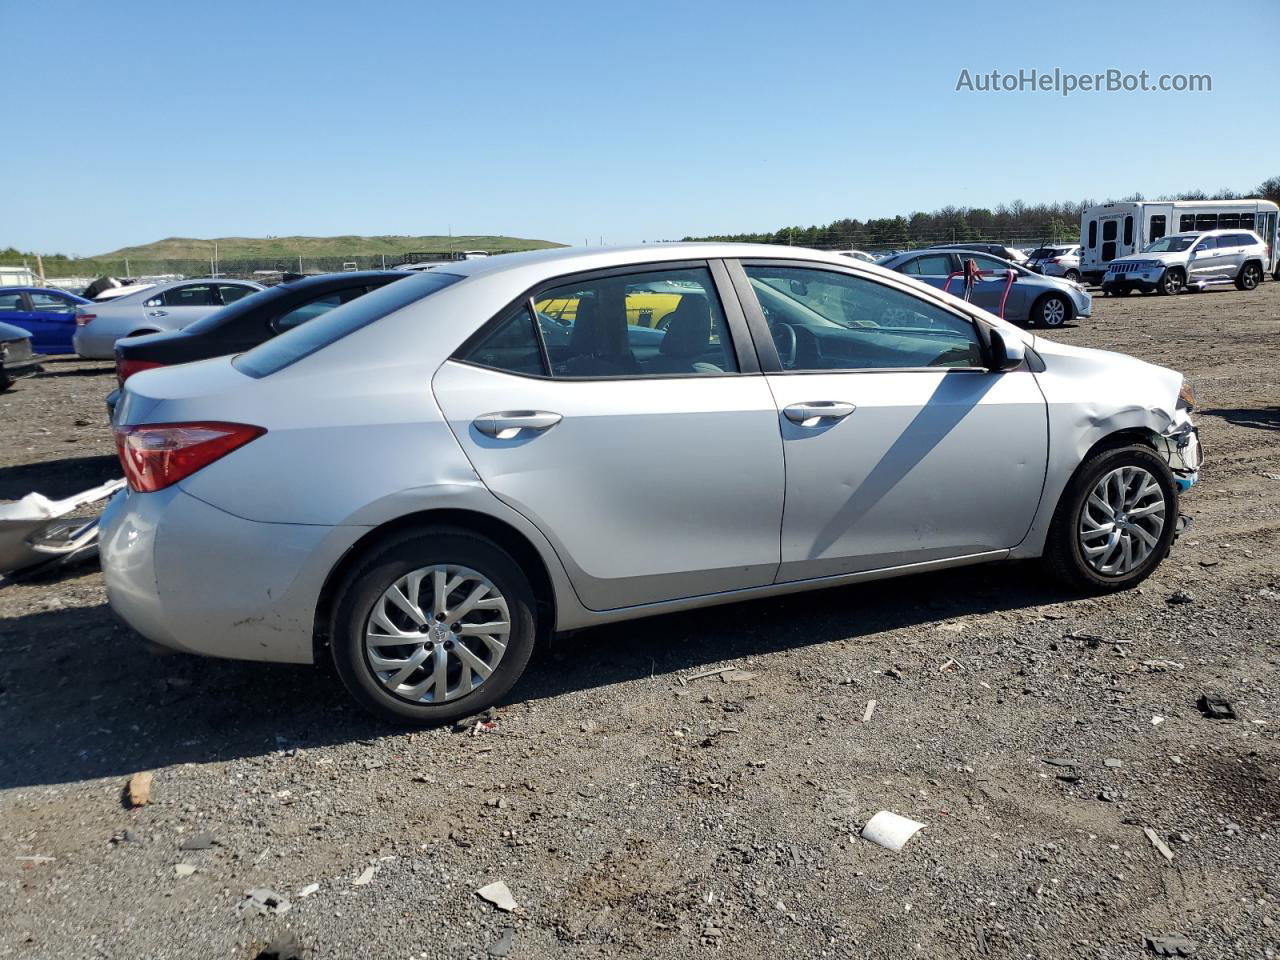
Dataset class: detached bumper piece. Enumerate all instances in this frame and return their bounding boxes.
[0,478,126,579]
[1174,514,1193,539]
[1156,423,1201,492]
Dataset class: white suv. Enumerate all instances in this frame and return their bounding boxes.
[1103,229,1268,296]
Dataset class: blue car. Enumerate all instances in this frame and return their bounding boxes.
[0,286,92,354]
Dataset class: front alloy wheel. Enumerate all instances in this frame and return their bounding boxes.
[1044,444,1178,593]
[1158,268,1184,295]
[1078,466,1166,576]
[1035,294,1069,327]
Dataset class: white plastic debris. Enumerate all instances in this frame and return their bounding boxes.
[297,882,320,898]
[353,866,376,886]
[0,478,125,575]
[861,811,926,852]
[476,880,519,912]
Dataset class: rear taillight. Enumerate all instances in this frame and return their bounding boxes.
[116,358,164,388]
[76,313,96,326]
[114,422,266,493]
[1047,258,1061,264]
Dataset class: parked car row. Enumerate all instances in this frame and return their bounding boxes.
[99,243,1201,724]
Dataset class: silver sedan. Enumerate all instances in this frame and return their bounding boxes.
[73,278,264,359]
[100,244,1200,724]
[879,249,1091,327]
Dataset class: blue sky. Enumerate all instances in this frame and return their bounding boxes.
[4,0,1277,254]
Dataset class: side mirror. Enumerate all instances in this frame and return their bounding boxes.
[989,327,1025,372]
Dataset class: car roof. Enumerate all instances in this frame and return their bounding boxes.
[278,270,405,288]
[1,285,88,297]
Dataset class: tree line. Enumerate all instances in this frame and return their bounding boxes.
[684,176,1280,251]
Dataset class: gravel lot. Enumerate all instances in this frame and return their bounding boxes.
[1,283,1278,960]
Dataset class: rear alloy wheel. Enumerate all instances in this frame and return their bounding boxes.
[1064,269,1081,283]
[1044,444,1178,592]
[1236,263,1262,291]
[1157,268,1184,296]
[331,529,537,724]
[1033,294,1070,327]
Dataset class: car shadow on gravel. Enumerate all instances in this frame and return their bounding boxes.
[0,454,120,500]
[518,560,1072,704]
[0,602,384,790]
[1202,405,1280,432]
[0,561,1070,790]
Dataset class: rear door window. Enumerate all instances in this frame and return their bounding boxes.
[161,284,219,307]
[901,254,954,276]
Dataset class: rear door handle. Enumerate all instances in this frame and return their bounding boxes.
[783,401,856,426]
[474,410,562,439]
[147,310,168,317]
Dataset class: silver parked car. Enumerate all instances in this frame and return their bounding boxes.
[73,278,264,359]
[1025,245,1081,282]
[101,244,1201,724]
[879,249,1091,327]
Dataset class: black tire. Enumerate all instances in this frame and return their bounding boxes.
[330,527,537,725]
[1031,293,1071,328]
[1235,262,1262,291]
[0,372,11,393]
[1157,268,1184,296]
[1043,444,1179,593]
[1064,269,1080,283]
[1112,287,1131,297]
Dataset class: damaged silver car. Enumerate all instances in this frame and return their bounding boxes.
[100,244,1201,724]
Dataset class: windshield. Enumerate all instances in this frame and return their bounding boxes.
[234,272,461,377]
[1144,236,1196,253]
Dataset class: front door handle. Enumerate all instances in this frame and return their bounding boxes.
[474,410,562,439]
[783,401,856,426]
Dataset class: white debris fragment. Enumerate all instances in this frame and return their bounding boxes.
[862,700,877,723]
[298,883,320,898]
[353,866,376,886]
[476,880,519,912]
[861,811,926,852]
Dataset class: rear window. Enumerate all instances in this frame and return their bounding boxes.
[234,272,462,377]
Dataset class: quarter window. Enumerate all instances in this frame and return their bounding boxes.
[218,284,256,304]
[458,303,547,377]
[743,265,983,372]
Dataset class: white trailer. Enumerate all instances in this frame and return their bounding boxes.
[1080,199,1279,282]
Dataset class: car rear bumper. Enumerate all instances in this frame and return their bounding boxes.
[100,485,366,664]
[72,328,115,359]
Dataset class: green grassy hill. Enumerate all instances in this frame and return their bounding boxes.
[94,234,565,260]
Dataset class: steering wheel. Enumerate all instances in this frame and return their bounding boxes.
[771,322,797,369]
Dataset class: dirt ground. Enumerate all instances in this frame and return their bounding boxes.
[1,282,1278,960]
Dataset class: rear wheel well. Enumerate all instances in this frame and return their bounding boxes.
[1240,258,1264,274]
[312,509,556,662]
